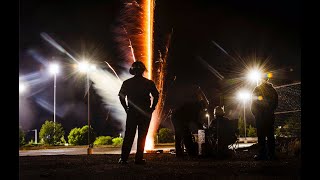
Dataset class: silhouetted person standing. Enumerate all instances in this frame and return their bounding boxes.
[118,61,159,164]
[251,76,278,160]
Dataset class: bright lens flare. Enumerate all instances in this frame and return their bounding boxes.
[49,63,60,75]
[77,61,96,73]
[247,69,262,83]
[19,83,26,94]
[237,90,251,102]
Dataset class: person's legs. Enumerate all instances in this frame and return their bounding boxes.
[120,113,137,162]
[266,124,276,159]
[174,128,184,157]
[135,117,151,162]
[183,129,197,156]
[256,126,267,160]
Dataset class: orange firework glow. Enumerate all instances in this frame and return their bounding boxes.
[143,0,154,80]
[142,0,155,150]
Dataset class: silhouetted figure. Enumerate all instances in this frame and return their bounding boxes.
[209,106,237,158]
[171,99,207,157]
[118,61,159,165]
[251,76,278,160]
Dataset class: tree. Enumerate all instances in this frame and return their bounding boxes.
[158,128,174,143]
[39,120,65,145]
[247,125,257,137]
[94,136,113,145]
[19,127,25,147]
[68,125,96,145]
[238,116,245,137]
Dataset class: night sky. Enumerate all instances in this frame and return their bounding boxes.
[19,0,300,138]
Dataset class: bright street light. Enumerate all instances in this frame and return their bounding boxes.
[48,63,60,132]
[237,89,251,143]
[49,63,60,75]
[247,69,262,86]
[19,82,27,94]
[76,60,96,154]
[78,61,96,73]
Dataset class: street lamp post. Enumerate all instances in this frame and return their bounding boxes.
[237,90,251,143]
[77,61,96,154]
[206,113,210,127]
[49,63,59,132]
[87,72,91,151]
[32,129,37,144]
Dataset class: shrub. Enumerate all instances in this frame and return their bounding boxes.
[94,136,113,145]
[112,137,123,146]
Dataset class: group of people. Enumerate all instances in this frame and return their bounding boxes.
[117,61,278,165]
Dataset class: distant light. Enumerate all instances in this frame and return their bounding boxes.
[247,69,262,83]
[237,90,251,102]
[267,73,273,78]
[19,83,26,94]
[78,61,96,73]
[258,96,263,101]
[206,113,209,117]
[49,63,60,75]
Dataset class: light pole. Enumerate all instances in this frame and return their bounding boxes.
[32,129,37,144]
[237,90,251,143]
[77,61,96,154]
[206,113,210,127]
[49,63,60,132]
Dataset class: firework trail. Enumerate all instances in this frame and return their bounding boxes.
[122,26,136,62]
[146,28,173,149]
[40,32,79,63]
[104,61,122,83]
[211,40,238,63]
[196,56,225,80]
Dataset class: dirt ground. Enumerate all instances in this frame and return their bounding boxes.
[19,147,300,180]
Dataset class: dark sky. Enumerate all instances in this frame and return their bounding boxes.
[19,0,300,137]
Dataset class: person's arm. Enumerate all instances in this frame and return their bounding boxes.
[118,82,128,112]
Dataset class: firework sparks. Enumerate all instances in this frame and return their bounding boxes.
[122,26,136,62]
[104,61,122,83]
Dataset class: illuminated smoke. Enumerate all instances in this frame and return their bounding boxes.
[88,67,128,132]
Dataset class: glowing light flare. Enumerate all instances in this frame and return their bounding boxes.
[247,69,262,83]
[19,83,27,94]
[237,90,251,102]
[77,61,96,73]
[267,73,273,78]
[145,136,154,151]
[258,96,263,101]
[49,63,60,75]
